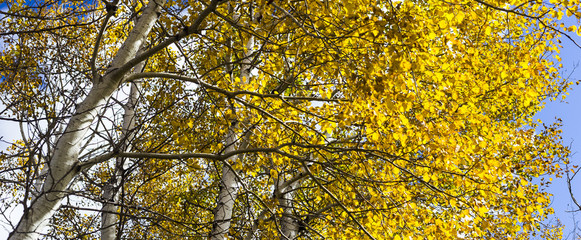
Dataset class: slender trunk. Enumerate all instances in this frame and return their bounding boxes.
[100,80,141,240]
[31,161,48,199]
[210,124,241,240]
[278,178,300,240]
[210,23,255,240]
[8,2,162,239]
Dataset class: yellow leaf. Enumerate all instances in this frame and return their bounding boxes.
[400,59,412,71]
[422,174,430,182]
[392,166,400,175]
[484,26,492,35]
[501,71,509,79]
[444,13,454,21]
[428,31,437,40]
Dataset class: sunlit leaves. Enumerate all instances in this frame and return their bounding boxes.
[0,0,578,239]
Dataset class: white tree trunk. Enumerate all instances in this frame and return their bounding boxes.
[278,181,299,240]
[8,1,162,239]
[210,125,241,240]
[210,31,255,240]
[100,80,141,240]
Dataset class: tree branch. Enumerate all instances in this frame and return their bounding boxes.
[77,146,296,171]
[115,0,228,76]
[124,71,341,102]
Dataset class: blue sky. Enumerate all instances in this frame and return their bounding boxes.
[534,17,581,237]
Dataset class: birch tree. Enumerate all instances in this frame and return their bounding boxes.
[0,0,580,239]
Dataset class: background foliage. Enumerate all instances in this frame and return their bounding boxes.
[1,0,580,239]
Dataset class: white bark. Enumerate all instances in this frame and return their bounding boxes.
[210,125,241,240]
[210,23,255,240]
[31,161,47,199]
[100,80,141,240]
[278,180,300,240]
[8,1,163,239]
[277,170,309,240]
